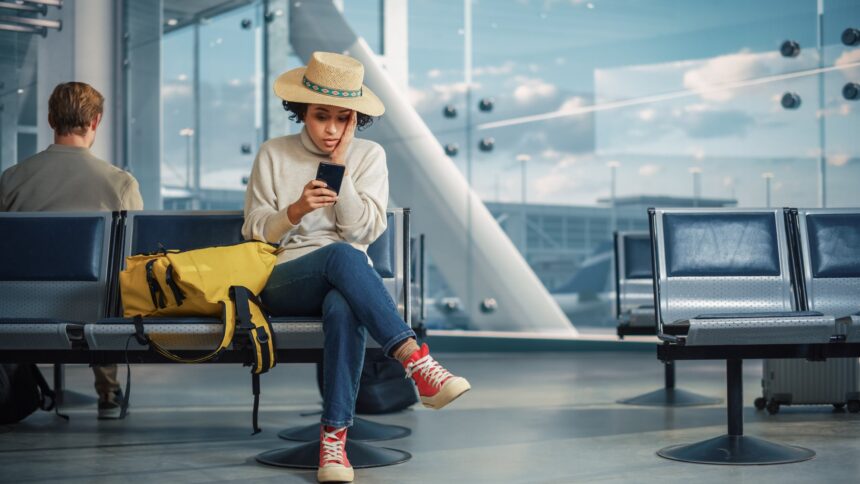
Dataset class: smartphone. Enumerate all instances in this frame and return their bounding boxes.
[316,161,346,194]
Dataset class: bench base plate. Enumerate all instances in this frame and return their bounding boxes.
[257,440,411,469]
[658,434,815,465]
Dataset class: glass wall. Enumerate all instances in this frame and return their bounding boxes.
[407,0,860,330]
[3,1,856,332]
[142,0,860,332]
[160,0,282,209]
[0,29,40,171]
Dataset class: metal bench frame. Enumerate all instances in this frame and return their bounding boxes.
[650,207,860,465]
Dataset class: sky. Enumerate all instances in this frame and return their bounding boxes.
[160,0,860,208]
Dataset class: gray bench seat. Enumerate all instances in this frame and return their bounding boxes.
[86,316,381,351]
[0,319,86,349]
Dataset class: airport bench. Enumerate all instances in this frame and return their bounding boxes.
[650,207,860,465]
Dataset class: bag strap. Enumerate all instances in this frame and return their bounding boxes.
[131,315,228,365]
[145,260,167,309]
[30,365,68,421]
[230,286,277,435]
[164,265,186,306]
[230,286,276,375]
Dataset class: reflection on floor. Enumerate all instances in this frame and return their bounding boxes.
[2,352,859,483]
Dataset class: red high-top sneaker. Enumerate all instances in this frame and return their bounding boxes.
[318,425,353,483]
[403,343,471,409]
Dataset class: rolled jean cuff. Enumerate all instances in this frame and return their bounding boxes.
[321,417,354,429]
[382,329,418,357]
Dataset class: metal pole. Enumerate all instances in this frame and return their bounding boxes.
[816,0,826,208]
[664,360,676,389]
[193,22,201,208]
[766,176,771,208]
[727,359,743,437]
[463,0,473,320]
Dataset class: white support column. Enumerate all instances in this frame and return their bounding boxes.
[73,0,116,162]
[37,3,74,154]
[382,0,409,93]
[37,0,116,163]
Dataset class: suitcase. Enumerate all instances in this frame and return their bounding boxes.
[755,358,860,414]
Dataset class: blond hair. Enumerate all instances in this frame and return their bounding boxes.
[48,82,104,136]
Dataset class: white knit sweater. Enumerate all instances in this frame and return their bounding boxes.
[242,127,389,265]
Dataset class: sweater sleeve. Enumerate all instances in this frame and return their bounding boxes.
[121,176,144,210]
[333,144,389,245]
[242,145,296,243]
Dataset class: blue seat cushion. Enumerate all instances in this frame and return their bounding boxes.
[367,212,395,278]
[130,214,245,254]
[0,216,104,281]
[806,213,860,278]
[663,213,781,277]
[624,235,653,279]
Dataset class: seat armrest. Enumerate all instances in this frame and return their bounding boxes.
[693,311,823,320]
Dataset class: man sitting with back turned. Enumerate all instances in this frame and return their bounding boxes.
[0,81,143,419]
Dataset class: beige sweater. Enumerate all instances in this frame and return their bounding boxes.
[0,144,143,212]
[242,127,389,265]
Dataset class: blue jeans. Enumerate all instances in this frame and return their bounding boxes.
[260,242,416,428]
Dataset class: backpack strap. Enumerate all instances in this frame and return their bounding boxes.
[30,365,68,421]
[230,286,276,374]
[131,315,229,364]
[230,286,277,435]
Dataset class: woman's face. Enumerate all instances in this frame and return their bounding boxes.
[304,104,352,153]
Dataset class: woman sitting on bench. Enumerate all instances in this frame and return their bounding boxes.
[242,52,471,483]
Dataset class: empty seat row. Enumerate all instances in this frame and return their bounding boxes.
[615,208,860,343]
[647,207,860,465]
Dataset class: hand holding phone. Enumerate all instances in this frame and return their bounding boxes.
[316,161,346,194]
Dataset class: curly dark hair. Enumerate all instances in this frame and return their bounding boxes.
[282,101,375,131]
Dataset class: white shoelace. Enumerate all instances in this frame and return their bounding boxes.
[321,428,346,465]
[405,354,451,389]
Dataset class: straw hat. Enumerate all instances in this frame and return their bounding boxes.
[273,51,385,116]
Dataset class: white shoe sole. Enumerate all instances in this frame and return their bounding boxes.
[317,464,354,483]
[98,407,123,420]
[420,377,471,409]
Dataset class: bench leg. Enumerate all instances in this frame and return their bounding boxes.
[52,364,97,408]
[617,361,722,406]
[257,440,411,469]
[278,416,411,442]
[657,359,816,465]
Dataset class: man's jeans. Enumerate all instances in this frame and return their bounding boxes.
[261,242,416,428]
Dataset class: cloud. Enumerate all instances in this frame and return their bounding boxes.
[638,164,661,176]
[162,83,192,98]
[682,49,776,102]
[473,61,516,77]
[534,172,576,196]
[829,153,850,167]
[407,81,482,111]
[558,96,587,114]
[835,49,860,67]
[638,108,656,121]
[512,76,558,104]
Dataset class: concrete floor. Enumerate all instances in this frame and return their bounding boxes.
[1,352,859,483]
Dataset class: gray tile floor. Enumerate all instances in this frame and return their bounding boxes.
[1,352,859,483]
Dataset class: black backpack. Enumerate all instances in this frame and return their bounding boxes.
[317,350,417,414]
[0,364,56,425]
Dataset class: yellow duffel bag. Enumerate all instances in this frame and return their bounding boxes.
[119,240,278,375]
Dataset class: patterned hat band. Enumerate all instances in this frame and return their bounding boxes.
[302,76,363,98]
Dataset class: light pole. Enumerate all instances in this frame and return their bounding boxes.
[517,153,531,254]
[762,172,774,208]
[179,128,195,190]
[607,160,620,233]
[689,166,702,207]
